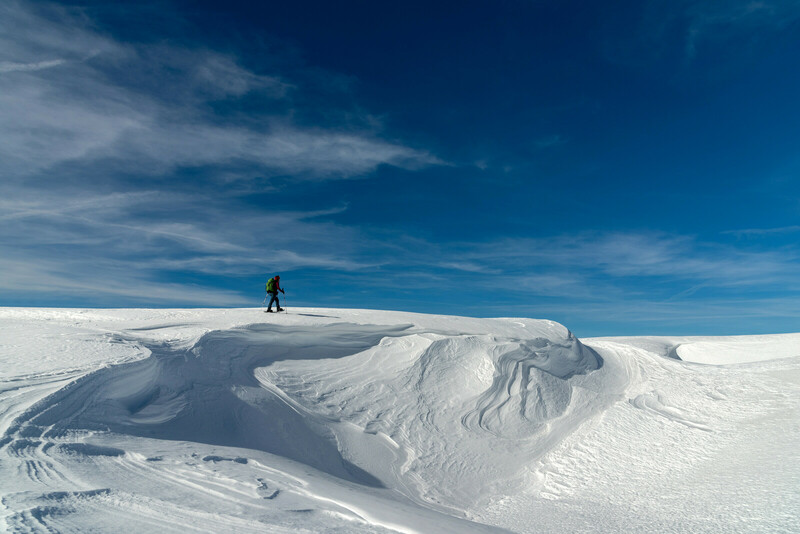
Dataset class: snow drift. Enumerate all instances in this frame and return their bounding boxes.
[1,308,798,533]
[5,318,600,507]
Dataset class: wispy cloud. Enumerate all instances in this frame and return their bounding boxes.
[2,0,797,333]
[399,231,799,301]
[0,1,441,181]
[724,225,800,237]
[0,1,445,304]
[0,256,254,306]
[0,186,476,302]
[0,59,66,73]
[0,182,383,302]
[3,177,797,316]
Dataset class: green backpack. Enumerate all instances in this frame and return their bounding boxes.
[266,278,277,293]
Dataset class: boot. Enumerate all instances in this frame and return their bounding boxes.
[276,307,284,312]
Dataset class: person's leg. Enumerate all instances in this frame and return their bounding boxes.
[267,293,277,310]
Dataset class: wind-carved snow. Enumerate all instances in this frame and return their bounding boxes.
[258,328,604,512]
[462,336,600,436]
[5,324,417,487]
[1,308,798,533]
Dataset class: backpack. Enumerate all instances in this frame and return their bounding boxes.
[266,278,277,293]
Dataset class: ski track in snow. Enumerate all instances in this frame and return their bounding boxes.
[0,308,798,533]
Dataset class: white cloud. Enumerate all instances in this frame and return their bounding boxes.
[0,193,379,306]
[0,1,121,63]
[0,186,377,297]
[103,121,442,178]
[0,2,444,306]
[0,1,441,181]
[0,256,253,306]
[1,182,797,308]
[437,231,799,299]
[0,59,66,73]
[725,225,800,237]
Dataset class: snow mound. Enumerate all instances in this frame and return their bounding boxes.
[5,316,600,511]
[674,334,800,365]
[592,332,800,365]
[258,325,603,510]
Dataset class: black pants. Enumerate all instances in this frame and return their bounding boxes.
[267,292,280,309]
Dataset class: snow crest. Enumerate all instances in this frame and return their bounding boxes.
[3,317,601,515]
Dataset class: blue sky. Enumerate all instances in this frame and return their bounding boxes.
[1,0,799,336]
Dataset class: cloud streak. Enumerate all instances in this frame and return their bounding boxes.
[0,1,445,305]
[2,178,797,320]
[0,59,66,73]
[450,232,796,287]
[0,1,441,181]
[0,256,254,306]
[725,225,800,237]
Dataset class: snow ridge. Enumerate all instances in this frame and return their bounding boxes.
[1,313,600,531]
[1,308,798,533]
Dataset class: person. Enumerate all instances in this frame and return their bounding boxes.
[265,275,285,312]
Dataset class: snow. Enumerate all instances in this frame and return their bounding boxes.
[1,307,798,533]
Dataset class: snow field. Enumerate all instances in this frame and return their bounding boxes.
[0,308,798,533]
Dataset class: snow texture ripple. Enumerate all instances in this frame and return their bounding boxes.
[0,307,798,533]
